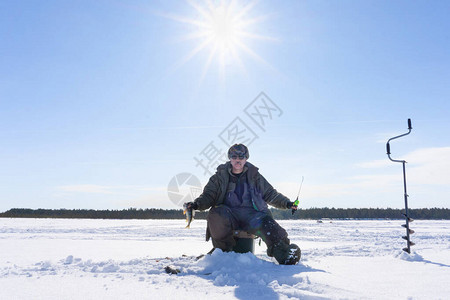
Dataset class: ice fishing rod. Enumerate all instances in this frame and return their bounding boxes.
[292,176,304,215]
[386,118,415,254]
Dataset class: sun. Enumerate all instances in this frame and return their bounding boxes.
[167,0,273,81]
[207,4,240,53]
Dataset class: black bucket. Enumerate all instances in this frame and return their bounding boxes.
[232,230,255,253]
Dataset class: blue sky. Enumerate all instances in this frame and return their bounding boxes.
[1,0,449,212]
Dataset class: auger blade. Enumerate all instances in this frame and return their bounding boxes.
[402,213,414,222]
[401,224,414,234]
[402,236,415,245]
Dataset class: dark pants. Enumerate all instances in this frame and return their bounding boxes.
[206,205,289,252]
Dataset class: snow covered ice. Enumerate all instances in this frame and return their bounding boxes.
[0,218,449,299]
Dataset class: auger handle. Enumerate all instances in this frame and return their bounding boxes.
[386,118,412,162]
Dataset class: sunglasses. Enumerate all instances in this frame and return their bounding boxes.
[230,154,246,160]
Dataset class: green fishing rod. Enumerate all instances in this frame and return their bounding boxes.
[292,176,304,215]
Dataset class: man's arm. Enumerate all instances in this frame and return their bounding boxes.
[192,174,220,211]
[260,175,291,209]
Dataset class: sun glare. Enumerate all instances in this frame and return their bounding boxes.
[167,0,273,81]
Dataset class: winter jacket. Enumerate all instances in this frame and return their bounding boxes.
[194,161,290,211]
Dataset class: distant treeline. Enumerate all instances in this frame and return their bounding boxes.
[0,207,449,220]
[0,208,206,220]
[271,207,450,220]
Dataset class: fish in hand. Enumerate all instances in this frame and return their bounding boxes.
[183,203,195,228]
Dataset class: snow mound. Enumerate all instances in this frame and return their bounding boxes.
[178,249,337,299]
[194,249,269,286]
[1,251,337,299]
[396,250,424,262]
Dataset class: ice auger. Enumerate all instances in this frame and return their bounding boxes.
[386,119,415,253]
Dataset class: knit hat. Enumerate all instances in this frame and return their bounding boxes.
[227,144,249,159]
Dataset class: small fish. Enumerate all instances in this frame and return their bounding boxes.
[183,203,195,228]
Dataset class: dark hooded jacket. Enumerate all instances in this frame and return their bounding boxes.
[194,161,290,211]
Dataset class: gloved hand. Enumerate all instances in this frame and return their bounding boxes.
[287,201,298,210]
[184,202,198,210]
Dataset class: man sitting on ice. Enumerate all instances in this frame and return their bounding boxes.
[185,144,301,265]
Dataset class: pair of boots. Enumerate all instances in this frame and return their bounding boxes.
[267,240,301,265]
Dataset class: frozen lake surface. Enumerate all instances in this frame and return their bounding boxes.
[1,218,449,299]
